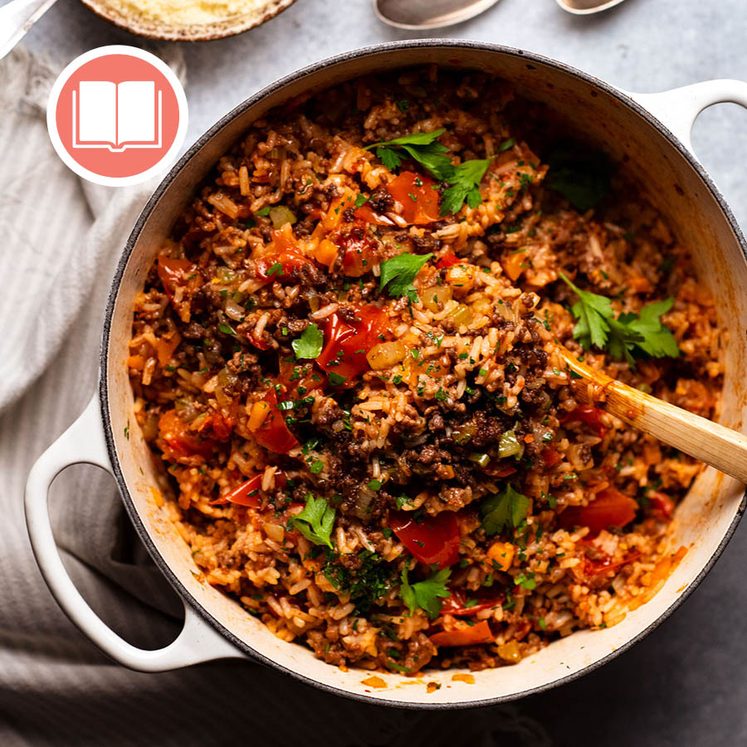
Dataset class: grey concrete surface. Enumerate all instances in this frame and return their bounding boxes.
[17,1,747,744]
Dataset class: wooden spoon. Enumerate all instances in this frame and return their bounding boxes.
[560,348,747,484]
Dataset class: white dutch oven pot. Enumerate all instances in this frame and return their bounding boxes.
[25,42,747,708]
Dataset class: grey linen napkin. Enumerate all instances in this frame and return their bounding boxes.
[0,47,550,747]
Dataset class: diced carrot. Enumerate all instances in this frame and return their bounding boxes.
[247,400,271,432]
[487,541,515,572]
[501,250,526,282]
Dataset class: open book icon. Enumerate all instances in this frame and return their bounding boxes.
[72,80,163,152]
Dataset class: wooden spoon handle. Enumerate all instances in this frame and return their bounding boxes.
[560,350,747,484]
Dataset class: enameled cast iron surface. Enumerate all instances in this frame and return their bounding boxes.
[100,41,747,707]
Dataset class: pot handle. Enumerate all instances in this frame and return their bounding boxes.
[24,395,245,671]
[628,79,747,155]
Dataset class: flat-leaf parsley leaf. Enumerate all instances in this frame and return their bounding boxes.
[400,566,451,618]
[440,159,490,216]
[481,484,531,536]
[560,273,679,365]
[368,130,491,214]
[546,142,611,212]
[367,129,453,181]
[290,494,335,549]
[379,252,433,300]
[292,323,323,360]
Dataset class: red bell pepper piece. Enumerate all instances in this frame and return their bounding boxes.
[157,256,196,297]
[252,389,299,453]
[390,511,461,569]
[353,203,389,225]
[158,409,215,463]
[436,251,460,269]
[647,490,675,520]
[337,225,380,277]
[430,620,494,647]
[317,304,391,385]
[255,251,314,283]
[385,171,440,225]
[559,487,638,536]
[212,471,287,508]
[441,590,503,616]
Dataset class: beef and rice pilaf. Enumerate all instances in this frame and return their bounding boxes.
[128,68,722,674]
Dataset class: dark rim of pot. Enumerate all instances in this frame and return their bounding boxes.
[99,39,747,710]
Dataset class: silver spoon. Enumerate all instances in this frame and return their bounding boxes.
[374,0,502,30]
[555,0,628,14]
[0,0,59,62]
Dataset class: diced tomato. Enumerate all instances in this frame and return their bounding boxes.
[269,225,297,253]
[336,224,380,277]
[317,304,391,385]
[390,511,460,569]
[540,447,562,468]
[583,550,640,579]
[353,203,389,225]
[561,405,607,438]
[255,249,315,285]
[196,410,234,441]
[252,389,300,453]
[278,357,325,397]
[559,487,638,536]
[441,590,503,617]
[647,490,675,520]
[158,409,215,463]
[436,251,460,269]
[430,620,494,647]
[212,471,287,508]
[386,171,441,225]
[157,256,196,297]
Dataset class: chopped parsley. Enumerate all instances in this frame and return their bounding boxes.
[289,494,335,549]
[325,550,393,614]
[292,323,323,360]
[514,571,537,591]
[255,206,271,217]
[267,262,284,277]
[395,495,411,509]
[218,321,236,336]
[400,566,451,618]
[354,193,369,208]
[560,273,679,365]
[481,484,531,536]
[328,372,347,386]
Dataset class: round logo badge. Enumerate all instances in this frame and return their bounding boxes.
[47,45,188,187]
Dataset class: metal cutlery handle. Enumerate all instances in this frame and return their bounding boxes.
[0,0,58,62]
